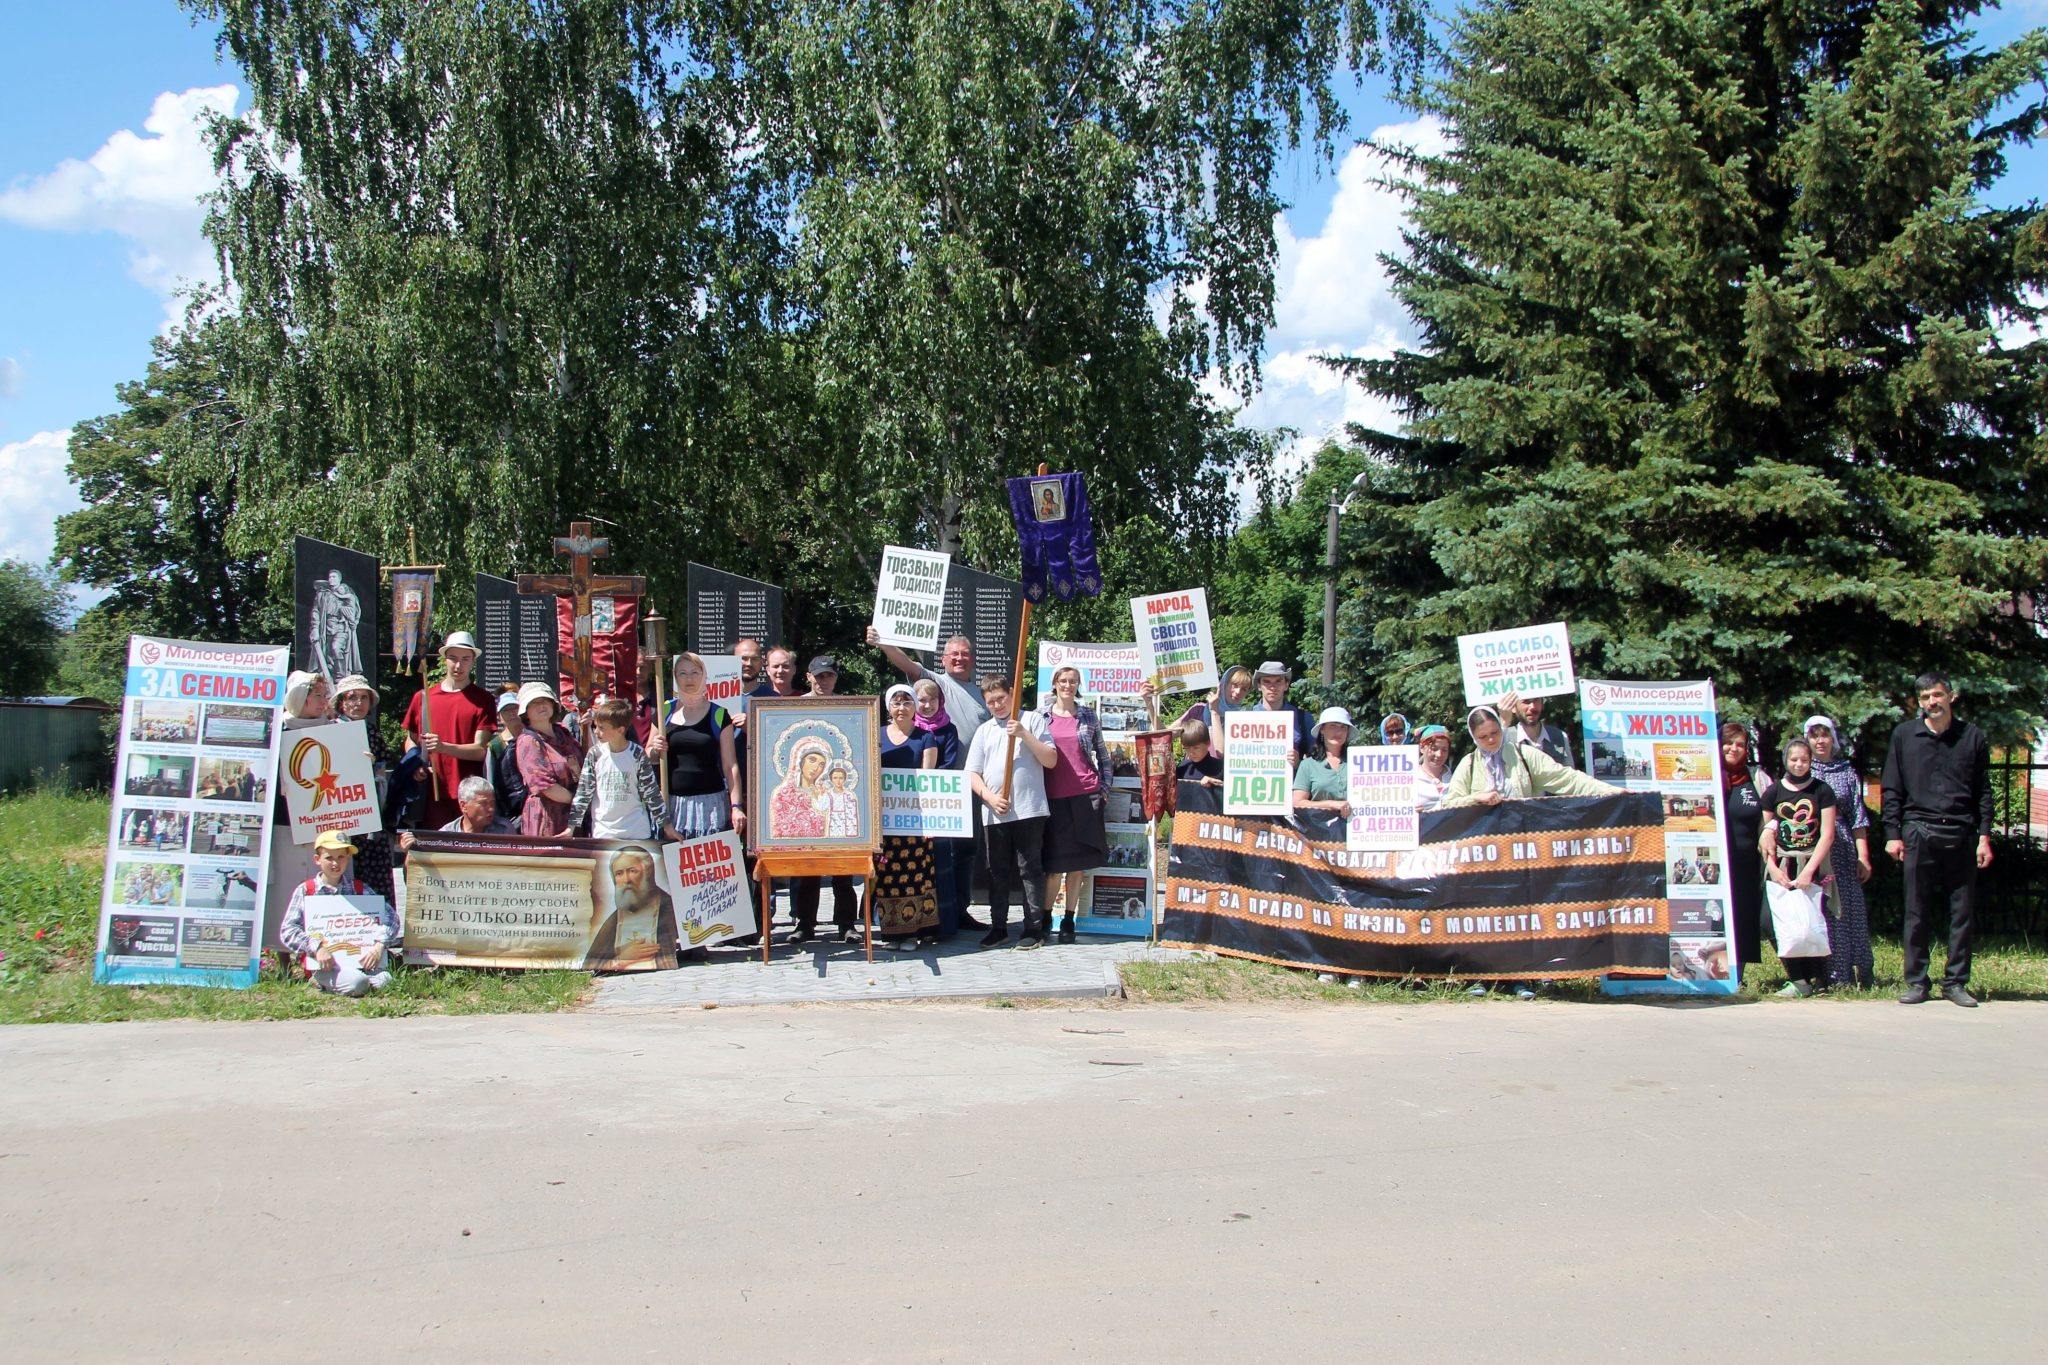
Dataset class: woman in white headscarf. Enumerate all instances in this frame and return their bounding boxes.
[1443,697,1617,806]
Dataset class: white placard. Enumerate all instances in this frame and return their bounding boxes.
[279,718,384,844]
[1346,746,1421,851]
[1221,711,1293,815]
[880,768,973,839]
[700,654,746,710]
[871,545,953,650]
[1458,621,1576,706]
[1130,588,1218,695]
[303,893,392,969]
[662,830,755,949]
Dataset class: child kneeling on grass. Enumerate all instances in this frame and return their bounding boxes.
[279,829,399,996]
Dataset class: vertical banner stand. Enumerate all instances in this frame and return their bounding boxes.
[1001,462,1051,800]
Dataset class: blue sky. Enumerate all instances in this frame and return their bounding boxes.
[2,1,2042,578]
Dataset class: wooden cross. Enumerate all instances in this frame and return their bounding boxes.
[517,521,647,708]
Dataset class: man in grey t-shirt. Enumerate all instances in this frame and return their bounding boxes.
[868,625,991,934]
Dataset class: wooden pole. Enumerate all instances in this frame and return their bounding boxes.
[1002,461,1051,800]
[420,676,441,802]
[647,605,670,805]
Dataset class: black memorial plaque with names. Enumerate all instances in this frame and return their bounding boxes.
[475,573,563,690]
[686,562,784,656]
[934,561,1024,674]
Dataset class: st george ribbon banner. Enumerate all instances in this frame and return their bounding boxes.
[1161,783,1669,979]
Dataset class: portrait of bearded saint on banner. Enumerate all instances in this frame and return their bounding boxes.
[583,845,676,967]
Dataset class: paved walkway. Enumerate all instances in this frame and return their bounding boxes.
[591,933,1195,1008]
[4,1002,2042,1361]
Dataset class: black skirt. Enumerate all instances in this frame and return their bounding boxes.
[1043,792,1108,873]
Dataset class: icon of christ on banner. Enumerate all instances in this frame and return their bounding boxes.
[1007,471,1100,603]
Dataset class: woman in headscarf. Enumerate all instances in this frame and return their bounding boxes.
[1412,724,1453,810]
[874,684,943,950]
[1378,713,1410,746]
[1443,696,1618,806]
[1802,713,1876,988]
[1719,721,1771,982]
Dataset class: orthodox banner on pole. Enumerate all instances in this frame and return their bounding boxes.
[390,570,435,674]
[95,636,290,990]
[1579,679,1738,995]
[1006,471,1100,602]
[1162,783,1668,979]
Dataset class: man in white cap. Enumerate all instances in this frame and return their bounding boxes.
[278,829,399,996]
[1250,661,1316,767]
[402,630,498,829]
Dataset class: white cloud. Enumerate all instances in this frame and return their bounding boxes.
[0,86,237,322]
[0,430,81,566]
[1231,117,1449,486]
[0,356,21,399]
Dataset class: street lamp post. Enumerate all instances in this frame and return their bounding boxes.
[1321,473,1371,687]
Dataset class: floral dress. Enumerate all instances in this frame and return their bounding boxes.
[515,726,584,837]
[1811,756,1875,987]
[867,727,939,938]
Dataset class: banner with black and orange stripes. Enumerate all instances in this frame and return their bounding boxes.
[1161,783,1669,980]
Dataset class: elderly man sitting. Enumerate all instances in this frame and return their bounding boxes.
[400,777,514,850]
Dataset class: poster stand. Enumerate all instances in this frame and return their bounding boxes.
[753,852,877,964]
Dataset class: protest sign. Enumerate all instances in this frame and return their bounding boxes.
[1458,621,1576,705]
[700,654,746,710]
[1346,745,1420,851]
[1036,640,1146,702]
[405,831,678,970]
[302,894,392,970]
[1163,784,1668,978]
[1130,589,1218,695]
[872,546,952,650]
[1081,870,1154,933]
[280,718,383,845]
[95,635,289,989]
[663,830,754,949]
[1221,711,1293,815]
[1578,679,1738,996]
[880,769,973,839]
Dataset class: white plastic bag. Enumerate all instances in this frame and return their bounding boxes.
[1767,880,1831,959]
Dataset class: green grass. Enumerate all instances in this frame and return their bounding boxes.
[1122,938,2048,1004]
[0,790,590,1024]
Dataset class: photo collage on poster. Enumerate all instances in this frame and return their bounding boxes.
[1579,679,1738,996]
[1039,641,1155,936]
[97,639,289,987]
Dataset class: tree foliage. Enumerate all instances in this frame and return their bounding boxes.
[1334,0,2048,748]
[183,0,1426,658]
[0,560,68,699]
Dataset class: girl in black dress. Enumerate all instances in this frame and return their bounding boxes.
[1718,722,1769,983]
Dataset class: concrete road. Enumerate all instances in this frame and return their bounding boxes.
[2,999,2042,1362]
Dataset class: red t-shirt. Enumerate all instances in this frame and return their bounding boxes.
[402,683,498,827]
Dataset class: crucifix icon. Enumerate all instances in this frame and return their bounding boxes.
[517,521,647,707]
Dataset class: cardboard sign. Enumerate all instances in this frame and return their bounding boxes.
[880,769,973,839]
[700,654,746,710]
[1346,746,1421,851]
[1130,589,1218,695]
[279,719,384,845]
[1458,621,1575,705]
[872,546,953,650]
[663,830,754,949]
[303,893,391,968]
[1221,711,1293,815]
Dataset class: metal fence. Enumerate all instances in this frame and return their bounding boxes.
[1859,756,2046,942]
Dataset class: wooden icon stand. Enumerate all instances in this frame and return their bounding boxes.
[753,852,877,964]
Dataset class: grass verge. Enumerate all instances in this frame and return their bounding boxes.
[1121,938,2048,1004]
[1,790,590,1024]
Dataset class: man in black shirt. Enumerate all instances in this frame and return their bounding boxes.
[1880,671,1994,1007]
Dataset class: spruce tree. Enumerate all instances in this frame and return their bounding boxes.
[1336,0,2048,749]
